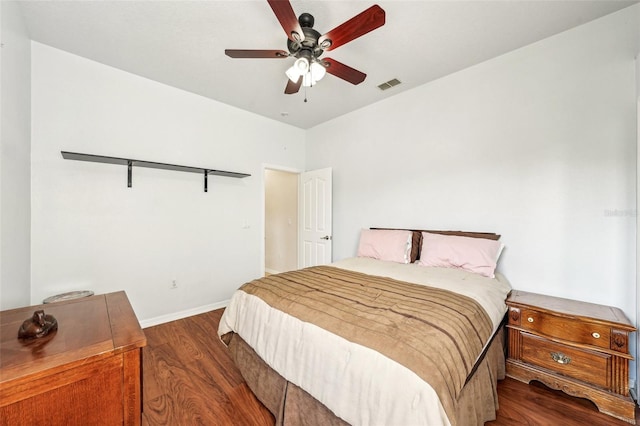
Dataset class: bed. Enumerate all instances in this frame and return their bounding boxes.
[218,229,512,425]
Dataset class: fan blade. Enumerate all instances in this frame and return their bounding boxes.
[323,58,366,85]
[267,0,305,42]
[284,76,302,94]
[319,5,385,51]
[225,49,289,58]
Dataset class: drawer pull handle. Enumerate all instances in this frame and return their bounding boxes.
[592,332,600,339]
[527,317,534,323]
[550,352,571,364]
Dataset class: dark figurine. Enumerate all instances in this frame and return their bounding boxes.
[18,309,58,339]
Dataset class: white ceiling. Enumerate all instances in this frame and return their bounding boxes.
[18,0,638,129]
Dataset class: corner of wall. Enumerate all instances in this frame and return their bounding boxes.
[1,1,32,309]
[635,7,640,402]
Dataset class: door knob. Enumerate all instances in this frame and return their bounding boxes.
[321,235,332,240]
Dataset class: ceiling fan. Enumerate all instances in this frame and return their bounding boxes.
[225,0,386,95]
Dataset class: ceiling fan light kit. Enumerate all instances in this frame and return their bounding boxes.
[225,0,385,95]
[303,62,327,87]
[286,59,327,88]
[285,58,307,82]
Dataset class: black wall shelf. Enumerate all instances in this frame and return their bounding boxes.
[61,151,250,192]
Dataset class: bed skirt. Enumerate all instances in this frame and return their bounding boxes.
[224,327,506,426]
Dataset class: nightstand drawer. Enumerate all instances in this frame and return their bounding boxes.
[518,308,610,350]
[521,333,610,389]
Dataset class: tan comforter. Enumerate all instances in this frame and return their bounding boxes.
[220,259,510,425]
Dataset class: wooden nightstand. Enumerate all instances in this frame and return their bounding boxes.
[506,290,636,423]
[0,291,146,426]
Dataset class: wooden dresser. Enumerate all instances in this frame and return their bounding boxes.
[506,290,636,423]
[0,291,146,426]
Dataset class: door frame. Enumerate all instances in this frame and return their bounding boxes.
[261,164,303,277]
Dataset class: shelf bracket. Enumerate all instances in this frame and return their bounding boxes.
[204,170,208,193]
[127,160,133,188]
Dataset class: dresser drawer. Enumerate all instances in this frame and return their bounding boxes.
[518,308,610,350]
[521,333,610,389]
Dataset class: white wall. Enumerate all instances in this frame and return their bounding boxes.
[307,5,639,324]
[635,4,640,400]
[31,42,305,323]
[1,1,31,310]
[264,169,298,274]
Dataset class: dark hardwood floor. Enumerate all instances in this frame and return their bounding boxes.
[142,309,638,425]
[142,309,273,425]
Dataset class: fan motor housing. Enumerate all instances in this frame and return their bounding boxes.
[287,14,325,59]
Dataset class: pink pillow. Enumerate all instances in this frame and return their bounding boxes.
[357,229,413,264]
[418,232,502,277]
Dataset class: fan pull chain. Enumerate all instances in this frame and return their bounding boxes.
[304,65,314,103]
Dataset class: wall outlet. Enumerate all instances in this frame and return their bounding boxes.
[170,280,178,289]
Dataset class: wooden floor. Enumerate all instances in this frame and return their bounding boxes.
[142,309,638,425]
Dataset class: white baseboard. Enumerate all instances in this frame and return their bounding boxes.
[630,379,638,404]
[265,268,281,275]
[139,299,229,329]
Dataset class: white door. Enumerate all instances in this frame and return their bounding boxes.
[298,168,332,268]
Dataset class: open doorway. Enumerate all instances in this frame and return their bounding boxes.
[264,169,299,275]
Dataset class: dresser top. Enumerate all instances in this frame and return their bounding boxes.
[0,291,146,385]
[507,290,635,330]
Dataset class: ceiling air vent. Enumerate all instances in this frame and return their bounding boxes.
[377,78,401,91]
